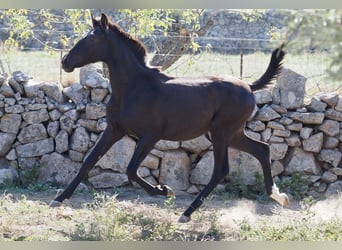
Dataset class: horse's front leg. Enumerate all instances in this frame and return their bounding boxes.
[126,136,174,196]
[49,125,124,207]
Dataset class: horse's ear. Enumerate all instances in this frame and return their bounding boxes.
[91,13,99,28]
[100,13,109,30]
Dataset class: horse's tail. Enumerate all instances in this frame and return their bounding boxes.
[249,44,285,92]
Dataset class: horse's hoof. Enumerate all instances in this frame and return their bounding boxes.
[49,200,62,208]
[178,215,191,223]
[164,185,175,197]
[282,194,290,206]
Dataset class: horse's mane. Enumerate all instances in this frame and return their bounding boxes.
[107,20,148,66]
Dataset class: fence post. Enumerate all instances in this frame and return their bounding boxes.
[239,39,243,79]
[59,51,63,84]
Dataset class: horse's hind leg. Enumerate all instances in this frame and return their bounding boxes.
[179,129,229,223]
[126,136,174,196]
[231,130,289,206]
[49,125,124,207]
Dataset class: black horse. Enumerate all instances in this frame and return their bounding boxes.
[50,13,289,223]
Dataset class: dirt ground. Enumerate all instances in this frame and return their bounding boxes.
[11,186,342,229]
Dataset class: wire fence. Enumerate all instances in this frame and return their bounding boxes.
[0,34,340,95]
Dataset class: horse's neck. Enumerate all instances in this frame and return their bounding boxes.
[106,58,146,100]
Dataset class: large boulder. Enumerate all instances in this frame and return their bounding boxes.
[274,68,306,109]
[159,150,191,190]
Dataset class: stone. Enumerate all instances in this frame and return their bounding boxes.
[318,149,342,168]
[5,104,25,114]
[57,103,75,113]
[137,166,150,178]
[269,143,288,160]
[285,147,320,175]
[275,68,306,109]
[261,128,272,142]
[70,127,90,153]
[97,118,107,131]
[64,109,79,121]
[269,136,284,143]
[306,96,327,112]
[23,80,44,98]
[300,127,313,140]
[319,119,340,136]
[0,73,7,84]
[181,135,212,154]
[302,132,323,153]
[12,71,30,83]
[154,140,180,151]
[95,136,136,173]
[55,130,69,154]
[190,151,214,185]
[8,78,25,95]
[88,171,128,189]
[272,129,291,137]
[77,119,99,132]
[323,137,339,149]
[287,123,302,131]
[80,65,109,89]
[228,148,262,185]
[141,154,160,170]
[17,123,48,144]
[0,81,15,97]
[39,152,81,186]
[47,121,59,138]
[6,149,17,161]
[69,150,84,162]
[321,171,337,184]
[159,150,191,190]
[59,115,75,134]
[254,105,280,121]
[39,82,64,103]
[85,103,106,120]
[245,130,261,141]
[287,112,325,125]
[279,117,293,126]
[325,181,342,196]
[285,134,301,147]
[271,161,284,177]
[22,109,50,124]
[0,133,16,157]
[330,168,342,176]
[0,113,22,134]
[0,168,19,186]
[253,88,272,104]
[247,120,265,131]
[49,109,62,121]
[325,109,342,122]
[318,92,339,107]
[267,121,285,130]
[91,88,109,103]
[335,96,342,111]
[16,138,54,158]
[63,83,90,105]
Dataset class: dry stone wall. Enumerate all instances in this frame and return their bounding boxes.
[0,66,341,198]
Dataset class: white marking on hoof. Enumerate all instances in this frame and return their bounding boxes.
[55,189,64,198]
[270,183,290,206]
[178,215,191,223]
[164,185,175,197]
[49,200,62,208]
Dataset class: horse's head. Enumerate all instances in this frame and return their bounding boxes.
[62,14,110,72]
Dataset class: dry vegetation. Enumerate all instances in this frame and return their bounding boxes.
[1,186,342,241]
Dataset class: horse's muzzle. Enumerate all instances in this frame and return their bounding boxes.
[61,55,74,73]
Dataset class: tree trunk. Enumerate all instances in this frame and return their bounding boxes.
[149,18,214,71]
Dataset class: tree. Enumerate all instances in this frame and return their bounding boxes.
[281,9,342,82]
